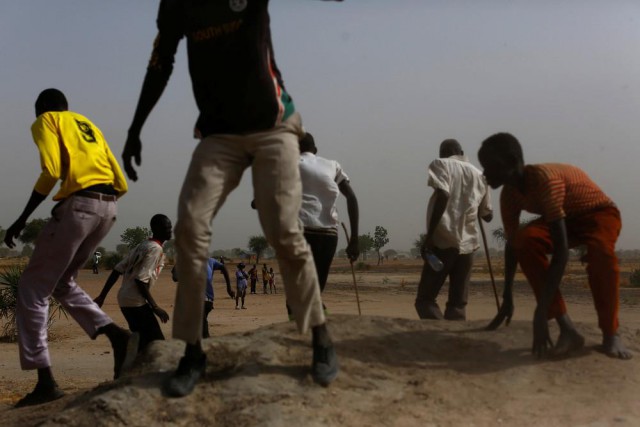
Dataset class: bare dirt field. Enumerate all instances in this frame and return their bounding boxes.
[1,257,639,426]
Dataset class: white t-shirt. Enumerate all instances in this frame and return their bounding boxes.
[115,240,165,307]
[427,155,492,254]
[299,152,349,231]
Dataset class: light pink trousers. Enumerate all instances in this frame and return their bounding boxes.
[173,113,325,344]
[17,195,116,369]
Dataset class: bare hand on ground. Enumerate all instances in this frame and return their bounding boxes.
[532,307,553,358]
[485,298,514,330]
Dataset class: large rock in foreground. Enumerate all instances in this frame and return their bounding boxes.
[6,315,640,426]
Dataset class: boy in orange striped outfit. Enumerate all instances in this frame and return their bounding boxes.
[479,132,631,360]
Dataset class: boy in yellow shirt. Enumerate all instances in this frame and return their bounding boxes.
[4,89,136,407]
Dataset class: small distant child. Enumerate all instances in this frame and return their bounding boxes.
[95,214,172,353]
[262,264,269,294]
[235,263,249,309]
[249,264,258,294]
[269,268,277,294]
[92,251,102,274]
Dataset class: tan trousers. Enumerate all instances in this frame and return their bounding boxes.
[173,113,325,344]
[17,195,116,369]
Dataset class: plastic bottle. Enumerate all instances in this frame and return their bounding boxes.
[426,252,444,272]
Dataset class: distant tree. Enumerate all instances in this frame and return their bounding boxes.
[492,217,539,246]
[163,239,176,263]
[337,248,347,258]
[232,248,244,258]
[95,246,106,255]
[383,249,398,260]
[116,244,130,256]
[211,249,227,259]
[412,233,427,257]
[19,218,49,245]
[372,226,390,265]
[492,228,507,245]
[0,226,5,245]
[20,245,34,257]
[103,252,124,270]
[248,235,269,264]
[120,226,151,249]
[358,234,374,261]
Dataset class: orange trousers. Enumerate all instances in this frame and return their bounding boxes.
[512,206,621,336]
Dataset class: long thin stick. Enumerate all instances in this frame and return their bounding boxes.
[341,222,362,316]
[479,219,500,312]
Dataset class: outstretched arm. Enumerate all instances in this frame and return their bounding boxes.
[532,219,568,358]
[421,189,448,260]
[4,190,47,248]
[486,240,518,330]
[123,4,183,181]
[134,279,170,323]
[94,270,122,307]
[338,180,359,261]
[220,266,235,299]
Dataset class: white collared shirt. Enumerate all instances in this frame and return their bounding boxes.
[299,152,349,231]
[427,155,492,254]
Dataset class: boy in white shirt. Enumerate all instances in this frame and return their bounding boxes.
[415,139,493,321]
[95,214,172,352]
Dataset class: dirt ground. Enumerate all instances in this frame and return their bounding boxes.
[1,257,639,426]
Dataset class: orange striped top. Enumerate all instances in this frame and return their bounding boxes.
[501,164,614,239]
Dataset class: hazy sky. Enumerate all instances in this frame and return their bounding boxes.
[1,1,639,252]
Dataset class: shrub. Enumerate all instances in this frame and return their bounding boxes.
[0,265,67,341]
[102,252,124,270]
[355,262,370,271]
[630,268,640,288]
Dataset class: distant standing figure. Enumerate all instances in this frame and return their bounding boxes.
[3,89,134,407]
[95,214,173,353]
[249,264,258,294]
[415,139,493,321]
[92,251,102,274]
[269,268,277,294]
[236,263,249,309]
[262,264,269,294]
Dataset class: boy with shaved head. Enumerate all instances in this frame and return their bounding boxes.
[480,132,632,360]
[415,139,493,321]
[4,89,135,407]
[95,214,173,353]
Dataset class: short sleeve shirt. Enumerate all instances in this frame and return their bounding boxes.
[116,240,165,307]
[500,164,614,240]
[299,152,350,231]
[205,258,224,301]
[427,155,492,254]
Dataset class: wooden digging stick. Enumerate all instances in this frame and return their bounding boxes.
[341,222,362,316]
[479,218,500,312]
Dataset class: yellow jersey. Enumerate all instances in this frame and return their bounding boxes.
[31,111,128,200]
